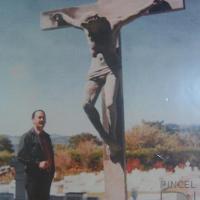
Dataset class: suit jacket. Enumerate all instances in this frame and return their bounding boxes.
[17,128,55,179]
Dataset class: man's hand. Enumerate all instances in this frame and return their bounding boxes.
[38,161,49,170]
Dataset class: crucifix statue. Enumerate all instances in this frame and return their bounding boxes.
[41,0,156,152]
[41,0,184,199]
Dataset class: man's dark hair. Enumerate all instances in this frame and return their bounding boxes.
[32,109,46,119]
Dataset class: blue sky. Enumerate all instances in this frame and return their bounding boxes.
[0,0,200,136]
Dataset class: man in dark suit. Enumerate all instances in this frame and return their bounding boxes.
[17,110,55,200]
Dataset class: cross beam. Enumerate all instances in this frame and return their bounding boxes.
[40,1,185,200]
[41,0,185,30]
[41,0,156,30]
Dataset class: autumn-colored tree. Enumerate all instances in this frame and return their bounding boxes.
[67,133,102,148]
[125,121,200,171]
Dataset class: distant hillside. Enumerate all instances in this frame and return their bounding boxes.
[51,135,70,145]
[3,123,200,152]
[141,121,200,135]
[7,135,70,153]
[165,123,200,134]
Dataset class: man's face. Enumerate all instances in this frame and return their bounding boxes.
[32,111,46,129]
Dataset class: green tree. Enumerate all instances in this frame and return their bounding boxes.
[0,135,13,153]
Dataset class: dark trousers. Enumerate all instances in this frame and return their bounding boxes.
[25,172,53,200]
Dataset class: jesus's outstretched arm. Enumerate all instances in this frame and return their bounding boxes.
[109,0,155,31]
[50,11,83,28]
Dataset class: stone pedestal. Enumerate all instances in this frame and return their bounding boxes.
[10,158,26,200]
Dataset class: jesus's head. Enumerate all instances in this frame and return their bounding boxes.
[81,12,111,35]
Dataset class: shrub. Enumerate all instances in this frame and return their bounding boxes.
[70,149,82,166]
[0,135,13,153]
[54,139,103,179]
[75,140,103,170]
[0,151,14,166]
[126,148,156,170]
[125,123,185,151]
[54,144,72,180]
[68,133,102,149]
[153,161,165,169]
[126,147,200,172]
[127,159,143,173]
[87,150,103,171]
